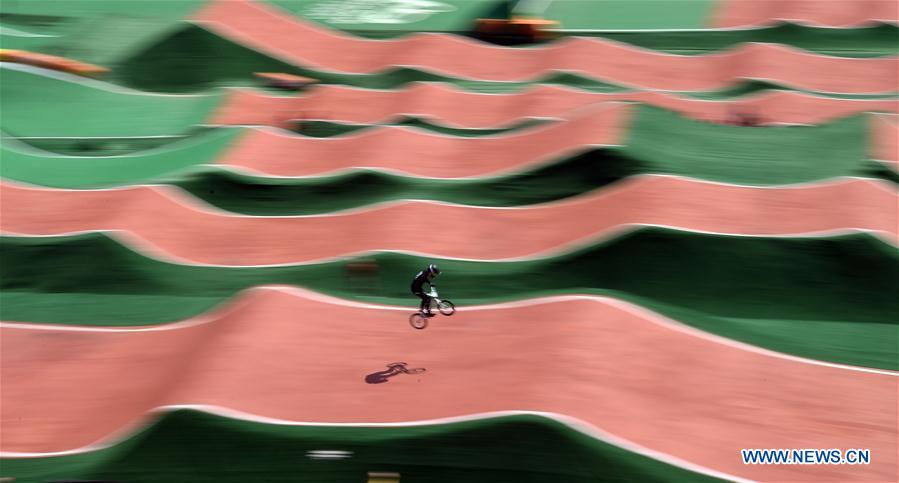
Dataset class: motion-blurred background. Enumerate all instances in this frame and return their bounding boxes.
[1,1,897,482]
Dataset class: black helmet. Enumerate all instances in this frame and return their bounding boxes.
[428,263,440,275]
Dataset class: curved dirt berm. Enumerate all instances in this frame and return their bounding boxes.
[213,105,899,179]
[871,114,899,166]
[712,0,899,27]
[211,83,899,128]
[1,176,895,265]
[212,105,897,179]
[192,0,899,94]
[217,102,632,178]
[1,288,896,482]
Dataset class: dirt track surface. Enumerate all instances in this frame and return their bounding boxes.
[217,103,632,178]
[192,0,898,93]
[212,84,899,128]
[713,0,899,27]
[212,105,898,178]
[2,288,895,481]
[2,176,895,265]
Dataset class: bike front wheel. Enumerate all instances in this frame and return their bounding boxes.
[409,313,428,329]
[437,300,455,316]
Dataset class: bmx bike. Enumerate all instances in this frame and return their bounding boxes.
[409,289,455,329]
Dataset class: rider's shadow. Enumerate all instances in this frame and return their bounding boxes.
[365,362,426,384]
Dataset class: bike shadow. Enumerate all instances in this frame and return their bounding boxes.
[365,362,426,384]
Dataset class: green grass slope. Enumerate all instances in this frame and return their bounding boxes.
[110,25,899,96]
[2,229,896,369]
[164,151,895,216]
[568,23,899,57]
[0,127,242,188]
[295,116,549,137]
[163,151,641,215]
[265,1,899,55]
[1,409,723,483]
[5,107,894,191]
[0,66,223,137]
[623,106,871,185]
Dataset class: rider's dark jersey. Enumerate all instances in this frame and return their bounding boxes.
[410,270,434,292]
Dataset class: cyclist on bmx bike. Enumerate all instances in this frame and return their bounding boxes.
[409,264,455,329]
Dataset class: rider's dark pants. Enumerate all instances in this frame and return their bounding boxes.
[413,291,431,313]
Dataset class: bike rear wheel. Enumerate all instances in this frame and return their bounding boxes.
[438,300,455,316]
[409,312,428,329]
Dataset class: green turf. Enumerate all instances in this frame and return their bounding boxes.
[0,0,207,19]
[3,105,887,191]
[566,23,899,57]
[9,135,192,156]
[0,66,224,137]
[272,0,718,32]
[164,150,894,217]
[267,0,898,56]
[0,15,68,34]
[269,0,513,36]
[109,24,899,97]
[2,229,896,369]
[682,79,899,100]
[163,151,640,215]
[0,127,243,188]
[48,15,191,66]
[0,37,58,54]
[0,1,207,66]
[0,25,59,50]
[537,0,719,30]
[0,11,85,41]
[110,24,628,93]
[0,11,104,56]
[0,409,723,483]
[4,0,896,57]
[295,116,549,137]
[0,115,545,157]
[622,105,870,185]
[1,16,192,67]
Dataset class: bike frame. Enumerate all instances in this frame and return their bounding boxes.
[410,289,454,329]
[426,289,448,309]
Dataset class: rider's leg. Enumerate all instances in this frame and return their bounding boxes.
[422,295,433,315]
[415,292,431,315]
